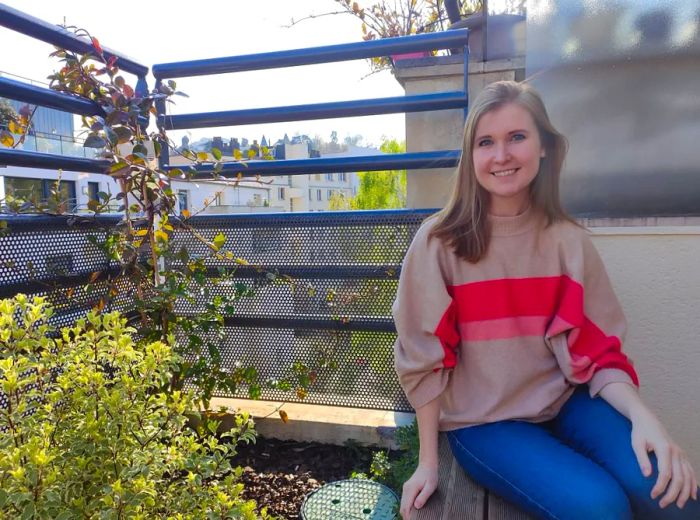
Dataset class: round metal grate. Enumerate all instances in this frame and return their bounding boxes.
[301,479,398,520]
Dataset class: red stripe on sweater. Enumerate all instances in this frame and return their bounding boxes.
[448,276,580,322]
[434,299,459,369]
[447,276,638,385]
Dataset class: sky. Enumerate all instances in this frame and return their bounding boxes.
[0,0,408,148]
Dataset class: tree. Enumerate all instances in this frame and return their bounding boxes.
[0,98,17,128]
[330,138,406,210]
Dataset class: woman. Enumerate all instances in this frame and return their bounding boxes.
[393,81,699,519]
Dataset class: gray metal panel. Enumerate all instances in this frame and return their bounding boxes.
[526,0,700,217]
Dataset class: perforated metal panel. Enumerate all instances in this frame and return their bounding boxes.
[0,215,134,326]
[171,210,435,412]
[1,210,435,413]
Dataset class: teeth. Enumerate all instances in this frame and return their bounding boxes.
[493,168,517,177]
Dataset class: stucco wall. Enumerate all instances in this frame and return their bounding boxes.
[591,226,700,471]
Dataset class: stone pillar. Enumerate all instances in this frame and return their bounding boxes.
[393,55,525,209]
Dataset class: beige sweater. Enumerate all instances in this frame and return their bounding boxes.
[393,207,638,431]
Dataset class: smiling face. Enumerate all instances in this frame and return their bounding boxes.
[472,102,545,216]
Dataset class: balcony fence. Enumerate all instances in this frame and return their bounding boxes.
[0,3,470,412]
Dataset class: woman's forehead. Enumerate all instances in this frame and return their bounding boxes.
[475,103,536,134]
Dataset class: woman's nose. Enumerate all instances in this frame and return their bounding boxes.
[493,142,509,163]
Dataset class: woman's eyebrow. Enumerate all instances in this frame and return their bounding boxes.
[475,129,529,140]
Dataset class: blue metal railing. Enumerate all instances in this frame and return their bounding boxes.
[153,29,468,172]
[0,2,150,173]
[0,2,467,179]
[0,3,148,79]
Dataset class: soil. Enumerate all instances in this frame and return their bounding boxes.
[232,436,376,519]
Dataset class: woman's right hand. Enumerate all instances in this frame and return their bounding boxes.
[400,463,439,519]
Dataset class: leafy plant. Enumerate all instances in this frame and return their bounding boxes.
[350,419,419,494]
[0,294,270,519]
[1,28,339,411]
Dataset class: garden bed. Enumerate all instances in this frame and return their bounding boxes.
[233,436,378,519]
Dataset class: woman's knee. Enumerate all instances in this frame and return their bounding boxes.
[567,483,632,520]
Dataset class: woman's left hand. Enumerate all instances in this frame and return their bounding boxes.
[630,407,699,509]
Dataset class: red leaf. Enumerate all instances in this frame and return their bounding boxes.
[91,37,103,55]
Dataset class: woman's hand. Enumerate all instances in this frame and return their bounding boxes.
[630,407,699,509]
[400,463,438,519]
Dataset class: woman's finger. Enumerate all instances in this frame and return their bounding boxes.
[400,481,419,519]
[677,460,695,509]
[651,444,672,500]
[399,482,415,520]
[414,479,436,509]
[688,460,698,501]
[659,449,683,508]
[631,436,652,477]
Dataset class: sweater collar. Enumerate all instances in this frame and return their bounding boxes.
[488,205,538,236]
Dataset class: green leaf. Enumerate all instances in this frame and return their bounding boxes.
[84,134,107,148]
[87,199,100,212]
[212,232,226,251]
[105,127,118,146]
[113,126,132,144]
[21,502,35,520]
[211,147,222,161]
[248,384,261,400]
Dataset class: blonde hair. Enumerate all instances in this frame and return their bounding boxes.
[429,80,575,262]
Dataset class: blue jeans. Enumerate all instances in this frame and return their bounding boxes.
[447,386,700,520]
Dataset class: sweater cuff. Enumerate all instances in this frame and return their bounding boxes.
[588,368,636,397]
[405,371,449,410]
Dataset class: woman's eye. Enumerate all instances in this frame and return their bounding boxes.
[511,133,526,142]
[477,138,492,147]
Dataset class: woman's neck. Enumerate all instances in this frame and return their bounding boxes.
[488,196,531,217]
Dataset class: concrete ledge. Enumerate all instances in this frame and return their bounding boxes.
[208,397,415,449]
[393,55,525,84]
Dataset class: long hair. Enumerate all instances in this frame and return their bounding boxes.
[429,80,575,262]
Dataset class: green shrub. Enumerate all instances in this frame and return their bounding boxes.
[0,294,269,519]
[349,419,419,495]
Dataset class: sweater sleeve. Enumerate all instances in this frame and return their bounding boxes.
[545,231,639,397]
[393,224,460,409]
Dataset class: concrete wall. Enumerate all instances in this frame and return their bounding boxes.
[395,56,700,469]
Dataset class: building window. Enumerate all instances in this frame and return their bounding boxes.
[177,190,189,213]
[339,172,347,182]
[87,181,100,203]
[327,189,334,200]
[278,187,285,200]
[325,173,334,181]
[316,189,322,201]
[308,189,312,201]
[4,177,76,211]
